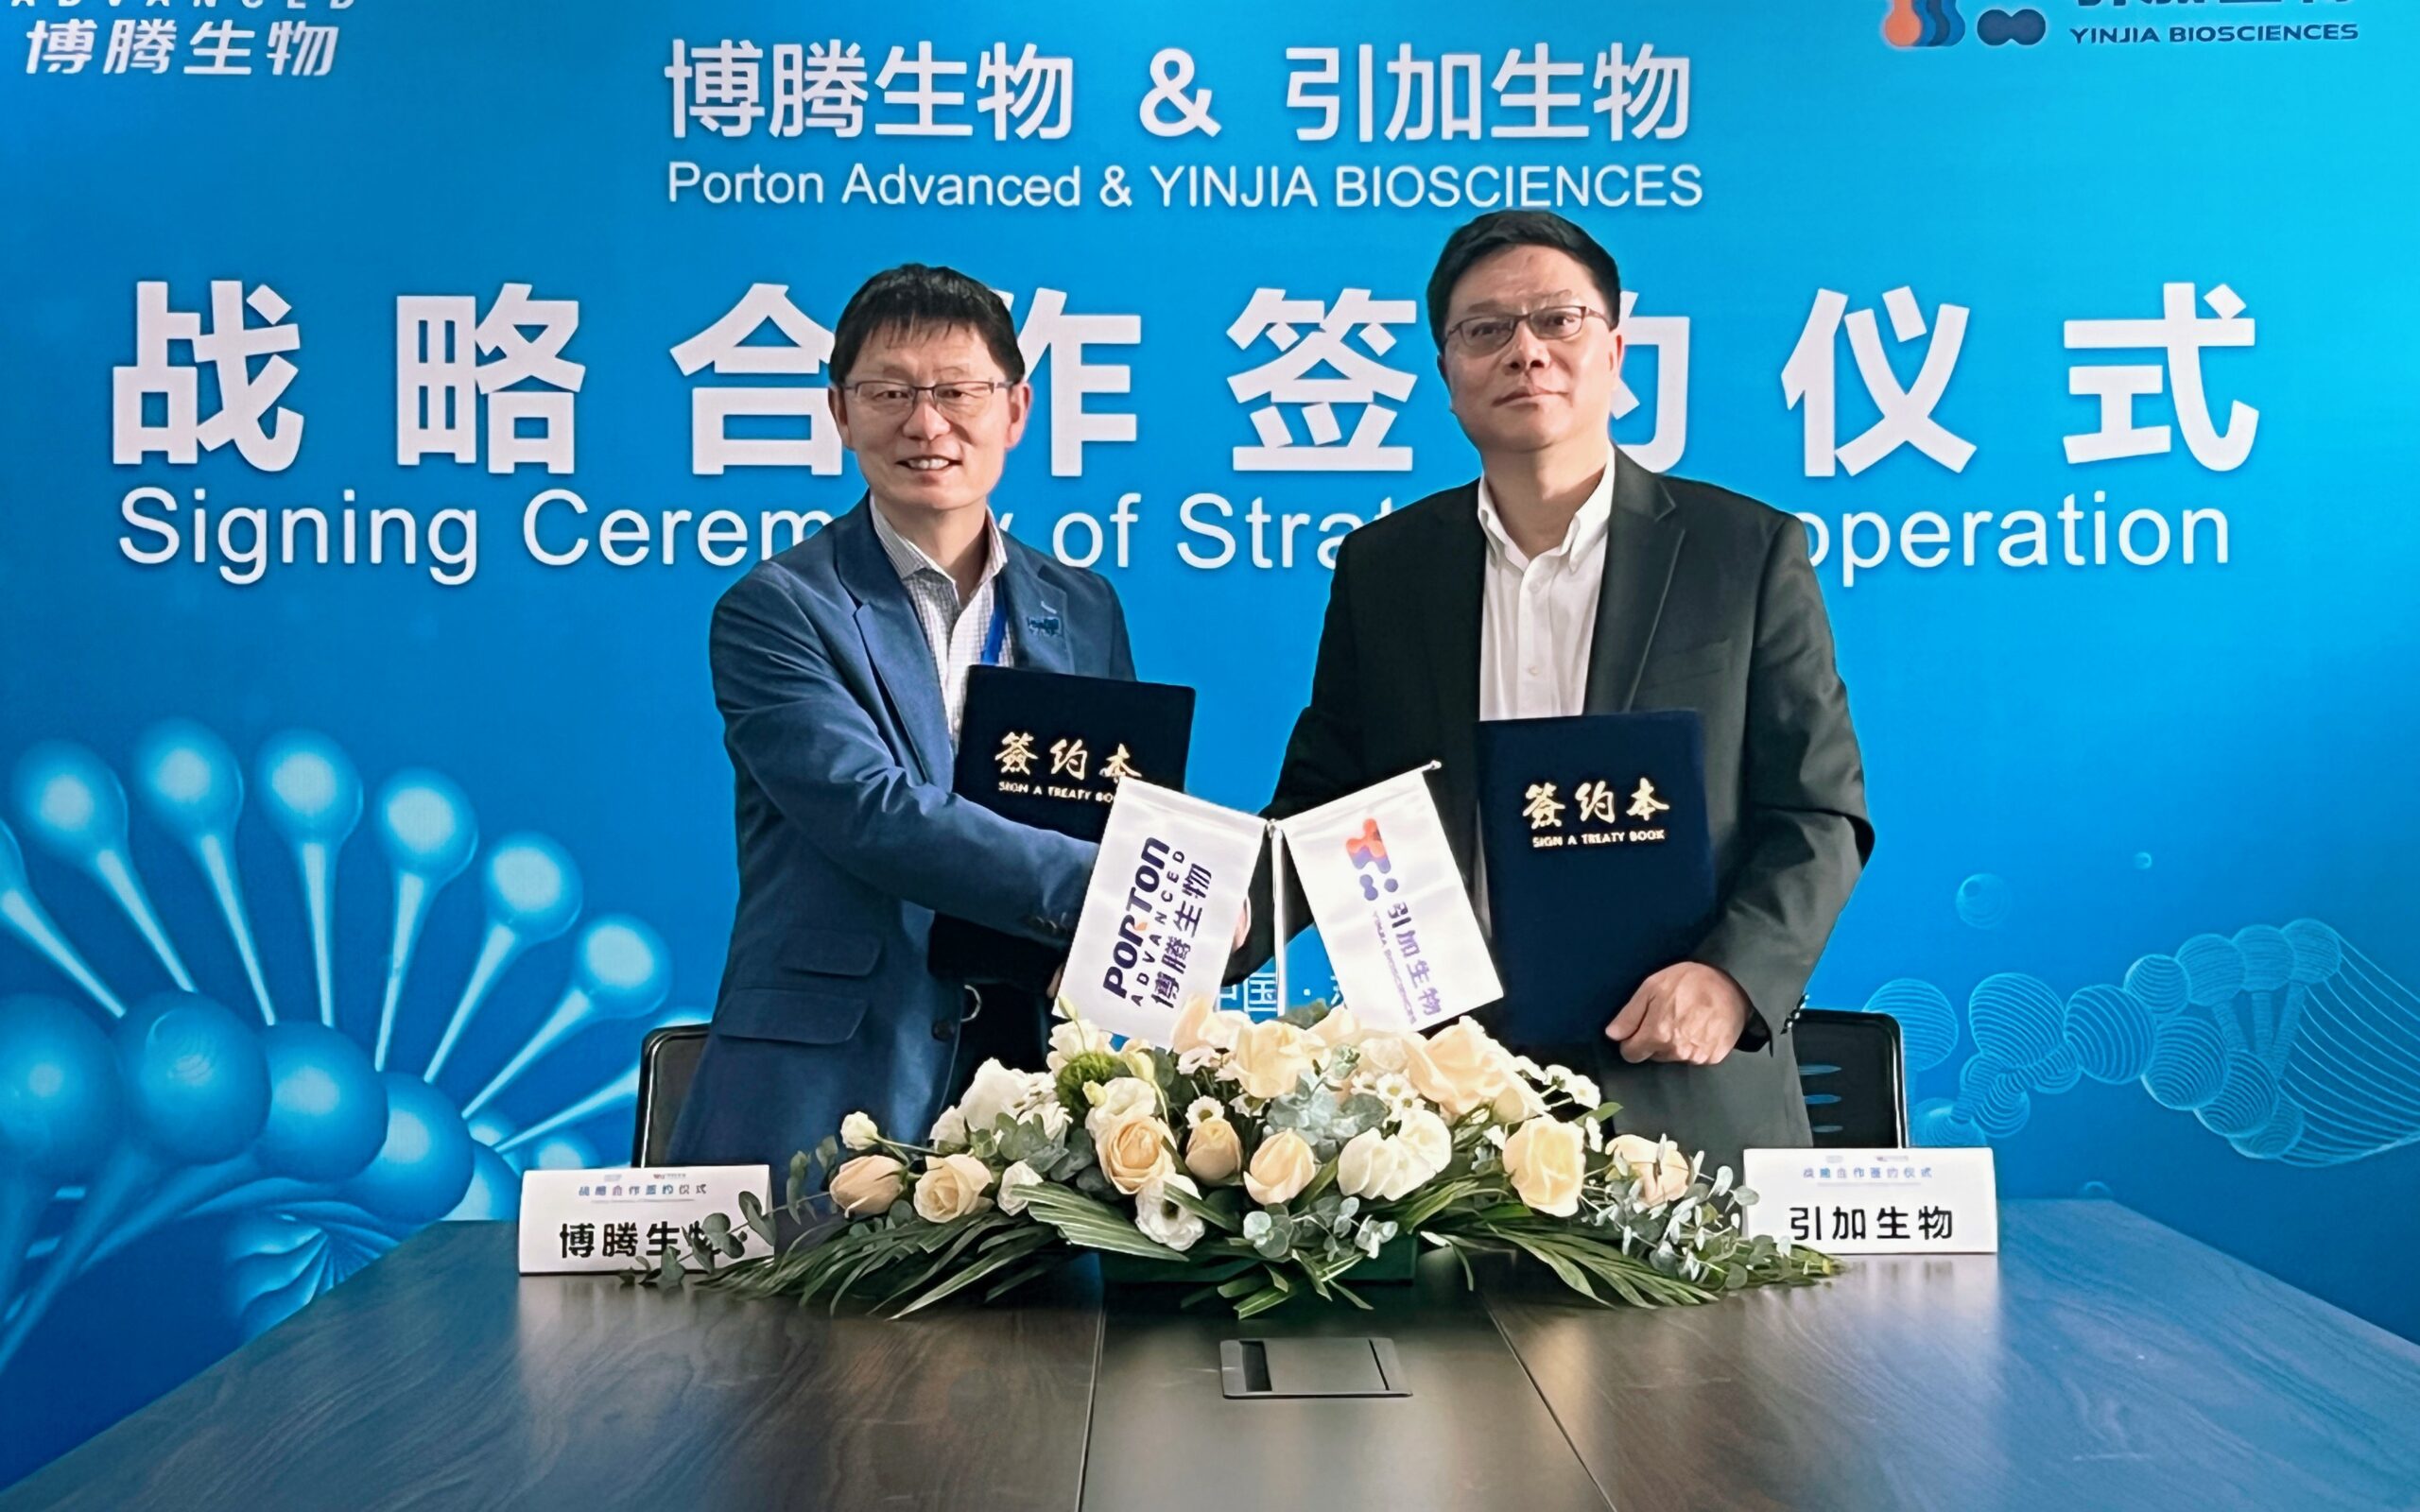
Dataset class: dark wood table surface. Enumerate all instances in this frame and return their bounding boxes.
[6,1200,2416,1511]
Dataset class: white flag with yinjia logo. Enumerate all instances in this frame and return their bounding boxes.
[1062,778,1265,1043]
[1276,766,1501,1031]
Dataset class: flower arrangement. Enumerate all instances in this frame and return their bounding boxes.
[642,1000,1837,1317]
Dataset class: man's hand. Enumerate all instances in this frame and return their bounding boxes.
[1232,898,1253,954]
[1605,963,1754,1065]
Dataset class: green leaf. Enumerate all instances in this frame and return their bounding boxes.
[1018,1184,1188,1261]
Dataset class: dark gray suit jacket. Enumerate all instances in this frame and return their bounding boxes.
[1237,462,1873,1171]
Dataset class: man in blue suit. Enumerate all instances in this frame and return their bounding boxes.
[668,264,1132,1175]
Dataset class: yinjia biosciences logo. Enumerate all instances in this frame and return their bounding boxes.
[1883,3,2050,46]
[2071,0,2359,48]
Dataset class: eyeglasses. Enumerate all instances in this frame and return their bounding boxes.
[838,379,1011,420]
[1442,305,1611,356]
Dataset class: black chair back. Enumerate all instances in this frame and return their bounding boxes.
[1794,1008,1908,1147]
[632,1024,710,1166]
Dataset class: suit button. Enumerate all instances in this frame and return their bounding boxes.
[932,1018,954,1040]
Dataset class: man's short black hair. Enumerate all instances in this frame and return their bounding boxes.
[1425,211,1623,346]
[828,263,1027,386]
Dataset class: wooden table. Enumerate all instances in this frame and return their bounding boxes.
[8,1201,2417,1511]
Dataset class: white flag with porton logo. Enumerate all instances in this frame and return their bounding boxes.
[1061,778,1265,1043]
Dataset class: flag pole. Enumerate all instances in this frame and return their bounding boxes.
[1269,821,1289,1015]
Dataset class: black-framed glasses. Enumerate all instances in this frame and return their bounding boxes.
[1442,304,1611,355]
[838,379,1011,420]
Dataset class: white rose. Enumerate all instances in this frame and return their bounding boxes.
[1244,1128,1318,1206]
[996,1160,1044,1216]
[1337,1128,1421,1203]
[1393,1108,1453,1186]
[956,1059,1028,1139]
[1085,1075,1160,1137]
[1502,1118,1586,1217]
[1134,1174,1206,1253]
[1227,1021,1317,1101]
[927,1106,969,1149]
[1096,1112,1177,1195]
[911,1153,995,1223]
[839,1111,880,1152]
[829,1154,906,1216]
[1608,1134,1695,1207]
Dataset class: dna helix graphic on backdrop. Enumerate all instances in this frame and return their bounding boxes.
[0,722,701,1371]
[1837,919,2419,1165]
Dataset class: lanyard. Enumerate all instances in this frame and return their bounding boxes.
[979,595,1009,667]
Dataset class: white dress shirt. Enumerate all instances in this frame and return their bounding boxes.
[1472,453,1617,930]
[1476,456,1616,724]
[868,502,1014,745]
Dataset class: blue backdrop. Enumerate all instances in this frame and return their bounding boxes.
[5,0,2415,1485]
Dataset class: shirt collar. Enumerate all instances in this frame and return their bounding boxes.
[868,499,1007,595]
[1475,451,1617,571]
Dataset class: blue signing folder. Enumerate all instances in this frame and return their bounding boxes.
[928,665,1196,984]
[1473,710,1718,1047]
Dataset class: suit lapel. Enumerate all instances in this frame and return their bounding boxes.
[1583,461,1685,714]
[1420,486,1487,870]
[997,540,1072,674]
[833,499,954,785]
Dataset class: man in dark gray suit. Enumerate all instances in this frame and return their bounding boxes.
[1239,211,1873,1170]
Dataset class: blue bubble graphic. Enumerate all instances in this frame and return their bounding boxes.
[2143,1014,2227,1111]
[1863,978,1958,1073]
[1967,973,2064,1067]
[2064,984,2152,1084]
[1955,872,2012,931]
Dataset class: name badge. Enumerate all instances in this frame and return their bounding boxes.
[1740,1147,1998,1254]
[516,1164,772,1275]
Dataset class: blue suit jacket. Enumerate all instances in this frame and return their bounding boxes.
[666,500,1133,1174]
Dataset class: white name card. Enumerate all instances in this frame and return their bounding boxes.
[517,1164,773,1275]
[1741,1147,1998,1255]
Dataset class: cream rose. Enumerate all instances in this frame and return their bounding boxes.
[1227,1021,1318,1101]
[1393,1108,1453,1183]
[1184,1115,1244,1184]
[1337,1128,1422,1202]
[910,1153,994,1222]
[1170,995,1249,1055]
[829,1154,906,1216]
[1608,1134,1695,1207]
[1306,1006,1366,1052]
[838,1111,880,1152]
[1406,1020,1516,1120]
[1243,1128,1318,1205]
[1355,1032,1413,1075]
[1095,1112,1176,1195]
[1501,1118,1586,1217]
[1492,1078,1548,1125]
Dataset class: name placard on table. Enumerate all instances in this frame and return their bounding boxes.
[517,1165,772,1275]
[1740,1147,1998,1254]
